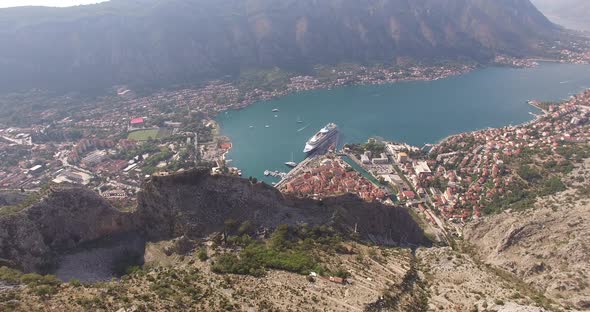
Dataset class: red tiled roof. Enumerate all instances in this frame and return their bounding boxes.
[130,117,144,125]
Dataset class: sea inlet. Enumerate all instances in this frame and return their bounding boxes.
[217,62,590,183]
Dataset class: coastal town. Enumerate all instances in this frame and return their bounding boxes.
[0,62,478,201]
[0,55,589,227]
[277,89,590,235]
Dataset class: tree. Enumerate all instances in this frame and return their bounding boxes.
[238,220,253,236]
[269,224,290,250]
[223,219,238,244]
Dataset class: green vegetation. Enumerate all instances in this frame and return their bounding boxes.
[345,138,386,158]
[0,184,51,216]
[128,129,162,141]
[212,244,319,277]
[238,67,294,92]
[0,197,37,216]
[197,248,208,262]
[111,249,144,277]
[116,141,161,160]
[212,224,346,277]
[556,144,590,162]
[0,266,22,284]
[517,165,543,183]
[141,147,173,175]
[484,149,575,215]
[17,272,62,297]
[483,181,535,215]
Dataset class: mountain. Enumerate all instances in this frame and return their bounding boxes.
[0,168,427,274]
[0,0,559,93]
[2,167,587,311]
[531,0,590,32]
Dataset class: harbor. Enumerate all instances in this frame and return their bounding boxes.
[217,62,590,183]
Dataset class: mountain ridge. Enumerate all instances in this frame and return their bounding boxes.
[0,0,560,93]
[0,168,427,274]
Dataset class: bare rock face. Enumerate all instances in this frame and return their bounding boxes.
[464,192,590,310]
[0,184,134,272]
[136,168,427,246]
[0,169,427,276]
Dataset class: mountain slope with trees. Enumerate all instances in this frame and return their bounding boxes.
[0,0,560,92]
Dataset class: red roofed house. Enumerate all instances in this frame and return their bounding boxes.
[130,117,144,125]
[401,191,416,200]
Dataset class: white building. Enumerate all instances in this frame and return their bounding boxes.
[361,154,371,164]
[372,153,389,164]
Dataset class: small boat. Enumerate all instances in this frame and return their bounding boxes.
[265,125,270,128]
[285,152,298,168]
[272,108,280,112]
[249,125,254,128]
[264,170,271,176]
[296,116,303,123]
[274,115,278,118]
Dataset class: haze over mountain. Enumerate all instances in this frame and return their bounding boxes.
[0,0,109,8]
[531,0,590,32]
[0,0,560,92]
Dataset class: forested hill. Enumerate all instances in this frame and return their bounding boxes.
[0,0,559,92]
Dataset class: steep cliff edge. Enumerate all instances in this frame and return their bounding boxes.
[0,184,135,273]
[137,168,427,246]
[0,169,427,275]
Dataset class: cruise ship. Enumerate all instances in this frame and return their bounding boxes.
[303,123,338,154]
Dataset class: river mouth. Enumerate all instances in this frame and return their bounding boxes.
[217,62,590,183]
[53,232,145,282]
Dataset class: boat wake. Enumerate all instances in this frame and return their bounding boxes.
[297,124,309,132]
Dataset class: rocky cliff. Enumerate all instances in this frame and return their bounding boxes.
[138,168,427,245]
[0,185,134,273]
[0,169,427,275]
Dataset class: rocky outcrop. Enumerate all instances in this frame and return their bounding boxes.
[137,168,427,246]
[464,191,590,310]
[1,169,427,275]
[0,184,134,273]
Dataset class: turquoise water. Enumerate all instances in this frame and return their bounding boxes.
[217,62,590,182]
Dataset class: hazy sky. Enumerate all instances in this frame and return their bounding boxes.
[0,0,108,8]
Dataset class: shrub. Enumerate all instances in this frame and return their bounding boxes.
[237,220,253,236]
[33,284,58,297]
[197,248,208,262]
[0,266,22,284]
[332,268,351,279]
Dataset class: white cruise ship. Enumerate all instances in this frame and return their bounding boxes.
[303,123,338,154]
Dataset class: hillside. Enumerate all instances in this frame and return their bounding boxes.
[0,168,427,276]
[464,159,590,310]
[2,165,590,311]
[0,0,559,92]
[531,0,590,32]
